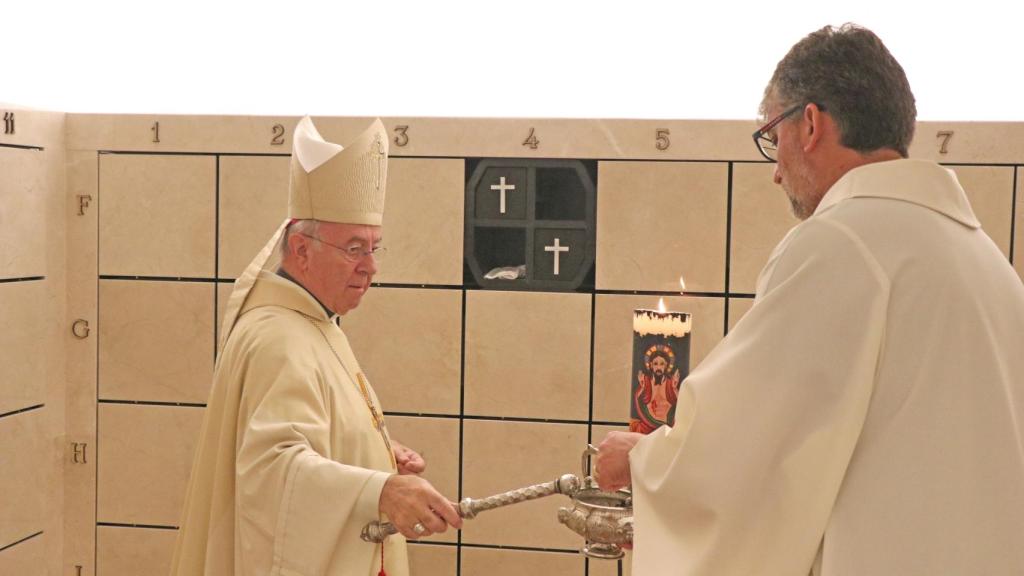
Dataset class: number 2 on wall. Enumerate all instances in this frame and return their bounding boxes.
[271,124,285,145]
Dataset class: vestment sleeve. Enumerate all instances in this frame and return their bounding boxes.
[629,218,890,575]
[234,327,390,576]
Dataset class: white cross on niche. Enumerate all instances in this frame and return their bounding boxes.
[490,176,516,214]
[544,238,570,275]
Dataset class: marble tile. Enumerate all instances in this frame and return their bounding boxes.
[948,166,1014,258]
[596,162,728,292]
[592,295,725,423]
[727,297,756,333]
[320,117,759,161]
[589,423,629,450]
[0,410,45,548]
[343,288,462,415]
[99,154,216,278]
[730,163,800,294]
[218,156,289,279]
[64,150,100,576]
[0,533,45,576]
[0,281,46,415]
[0,108,64,149]
[97,404,204,526]
[374,158,464,286]
[0,148,47,279]
[465,291,591,420]
[62,116,1024,165]
[385,416,460,543]
[1016,169,1023,281]
[589,553,632,576]
[407,543,457,576]
[461,420,588,549]
[68,114,299,154]
[99,280,214,404]
[461,547,584,576]
[97,526,177,576]
[908,122,1024,164]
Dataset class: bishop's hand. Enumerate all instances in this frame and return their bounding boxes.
[392,440,426,475]
[379,474,462,539]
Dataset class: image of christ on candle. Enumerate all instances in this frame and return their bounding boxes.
[630,303,691,434]
[634,344,681,430]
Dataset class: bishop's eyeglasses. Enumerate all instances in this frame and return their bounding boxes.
[296,233,387,262]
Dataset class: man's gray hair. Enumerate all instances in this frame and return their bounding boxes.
[279,219,321,260]
[760,23,916,158]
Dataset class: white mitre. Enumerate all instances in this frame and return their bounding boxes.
[289,115,388,225]
[218,116,389,349]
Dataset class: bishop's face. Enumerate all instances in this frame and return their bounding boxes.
[304,222,382,315]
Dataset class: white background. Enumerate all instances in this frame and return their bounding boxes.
[3,1,1022,121]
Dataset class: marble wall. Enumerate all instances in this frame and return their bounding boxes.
[6,112,1023,575]
[0,108,67,576]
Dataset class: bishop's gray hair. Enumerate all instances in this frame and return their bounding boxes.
[279,219,322,260]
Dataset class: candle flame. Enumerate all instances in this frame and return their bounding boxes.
[657,297,666,313]
[679,276,687,294]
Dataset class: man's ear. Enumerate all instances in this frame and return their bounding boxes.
[801,103,825,154]
[287,233,310,270]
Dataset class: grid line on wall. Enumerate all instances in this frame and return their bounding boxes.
[96,522,177,531]
[1011,166,1018,265]
[98,275,218,283]
[0,143,44,151]
[373,282,464,291]
[0,530,43,553]
[457,542,580,554]
[586,293,597,447]
[0,404,45,420]
[456,287,467,576]
[95,150,101,576]
[407,540,582,554]
[724,162,734,334]
[98,150,289,158]
[97,399,206,408]
[0,276,45,284]
[214,156,221,359]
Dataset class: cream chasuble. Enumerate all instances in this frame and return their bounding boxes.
[630,159,1024,575]
[170,271,407,576]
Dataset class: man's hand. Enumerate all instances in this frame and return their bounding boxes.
[392,440,426,475]
[379,474,462,539]
[595,431,644,492]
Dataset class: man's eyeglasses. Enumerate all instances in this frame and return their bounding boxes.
[297,232,387,262]
[752,103,825,162]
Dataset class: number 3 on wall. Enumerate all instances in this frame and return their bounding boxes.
[393,125,409,147]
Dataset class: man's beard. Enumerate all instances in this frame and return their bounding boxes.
[782,158,818,220]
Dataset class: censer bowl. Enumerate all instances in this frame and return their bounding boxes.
[558,487,633,559]
[557,445,635,559]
